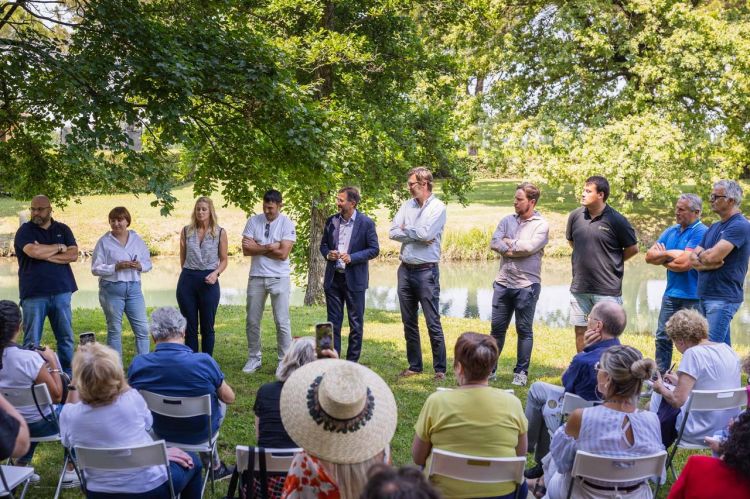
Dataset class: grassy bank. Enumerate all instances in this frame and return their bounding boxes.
[4,179,745,259]
[22,305,748,498]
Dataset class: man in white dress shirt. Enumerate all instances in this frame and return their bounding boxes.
[389,167,448,380]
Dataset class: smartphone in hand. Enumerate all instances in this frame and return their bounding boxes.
[79,332,96,345]
[315,322,334,356]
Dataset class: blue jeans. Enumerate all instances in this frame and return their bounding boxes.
[654,295,700,372]
[85,452,202,499]
[397,264,446,373]
[490,282,540,374]
[176,269,220,355]
[699,299,741,346]
[21,292,75,375]
[17,412,60,464]
[99,280,150,358]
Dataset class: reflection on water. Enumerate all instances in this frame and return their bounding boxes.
[1,257,748,346]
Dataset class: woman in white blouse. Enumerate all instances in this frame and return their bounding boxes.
[91,207,152,358]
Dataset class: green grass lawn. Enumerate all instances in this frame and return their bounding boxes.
[5,178,748,259]
[21,305,748,498]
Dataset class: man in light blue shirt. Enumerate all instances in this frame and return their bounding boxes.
[389,167,448,380]
[645,193,707,372]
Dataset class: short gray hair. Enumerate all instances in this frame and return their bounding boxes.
[714,180,743,207]
[678,193,702,214]
[276,337,316,382]
[590,301,627,337]
[149,307,187,341]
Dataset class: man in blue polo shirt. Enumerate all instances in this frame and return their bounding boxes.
[523,301,626,480]
[645,194,707,373]
[13,195,78,374]
[690,180,750,346]
[128,307,235,480]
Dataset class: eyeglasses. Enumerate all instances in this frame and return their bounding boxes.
[29,206,51,212]
[709,194,727,202]
[264,223,270,238]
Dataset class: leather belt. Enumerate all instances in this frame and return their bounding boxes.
[402,262,437,270]
[581,480,645,492]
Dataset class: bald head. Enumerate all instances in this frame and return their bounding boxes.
[590,301,627,338]
[31,195,50,205]
[29,195,53,227]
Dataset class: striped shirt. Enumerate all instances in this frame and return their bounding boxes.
[183,225,223,271]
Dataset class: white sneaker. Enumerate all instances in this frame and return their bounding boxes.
[242,358,262,374]
[61,468,80,488]
[511,372,528,387]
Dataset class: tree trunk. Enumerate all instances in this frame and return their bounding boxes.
[304,195,328,305]
[467,75,485,156]
[304,0,335,306]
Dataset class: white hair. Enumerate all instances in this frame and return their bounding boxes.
[149,307,186,341]
[714,180,743,207]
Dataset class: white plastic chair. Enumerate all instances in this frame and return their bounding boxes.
[139,390,217,496]
[666,388,747,479]
[235,446,302,473]
[566,450,667,499]
[0,465,35,499]
[75,440,175,499]
[0,384,79,499]
[427,448,526,499]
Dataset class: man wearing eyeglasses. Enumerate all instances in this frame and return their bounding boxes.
[241,190,296,375]
[689,180,750,346]
[645,194,707,373]
[389,167,448,381]
[13,195,78,375]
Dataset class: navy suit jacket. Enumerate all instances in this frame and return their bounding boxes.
[319,211,379,292]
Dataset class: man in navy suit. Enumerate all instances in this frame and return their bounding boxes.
[319,186,380,361]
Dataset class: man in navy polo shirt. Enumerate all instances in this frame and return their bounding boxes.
[128,307,236,480]
[522,301,626,480]
[14,195,78,374]
[645,194,707,373]
[690,180,750,346]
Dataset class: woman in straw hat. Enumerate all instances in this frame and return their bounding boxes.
[279,358,397,499]
[412,332,528,499]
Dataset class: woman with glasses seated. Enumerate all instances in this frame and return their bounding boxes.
[544,345,664,499]
[176,197,227,356]
[0,300,65,480]
[91,207,152,359]
[60,343,202,498]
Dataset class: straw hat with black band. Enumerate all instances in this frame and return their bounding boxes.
[280,359,397,464]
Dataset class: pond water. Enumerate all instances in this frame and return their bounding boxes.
[1,257,748,346]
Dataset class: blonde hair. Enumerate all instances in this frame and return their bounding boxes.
[325,451,384,499]
[598,345,656,400]
[72,343,130,406]
[188,196,219,238]
[665,309,708,345]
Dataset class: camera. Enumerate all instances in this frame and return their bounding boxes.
[315,322,334,356]
[79,332,96,345]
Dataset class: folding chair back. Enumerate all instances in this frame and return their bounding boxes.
[1,384,57,426]
[138,390,213,419]
[75,441,175,499]
[235,447,302,473]
[684,388,747,412]
[567,450,665,499]
[427,449,525,484]
[0,465,35,499]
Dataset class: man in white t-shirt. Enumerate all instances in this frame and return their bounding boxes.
[241,190,297,374]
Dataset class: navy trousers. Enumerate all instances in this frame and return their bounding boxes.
[176,269,220,356]
[325,272,366,362]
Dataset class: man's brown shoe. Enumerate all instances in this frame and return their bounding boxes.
[398,369,420,378]
[434,372,446,381]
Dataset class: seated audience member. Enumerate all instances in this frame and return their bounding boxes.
[412,332,528,499]
[128,307,235,480]
[0,300,72,484]
[650,309,741,447]
[542,345,664,499]
[524,301,626,480]
[667,409,750,498]
[361,464,441,499]
[254,337,316,448]
[0,393,30,460]
[59,343,202,498]
[279,359,397,499]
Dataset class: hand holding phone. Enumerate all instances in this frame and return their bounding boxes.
[315,322,334,357]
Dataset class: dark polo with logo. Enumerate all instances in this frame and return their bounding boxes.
[566,205,637,296]
[14,219,78,300]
